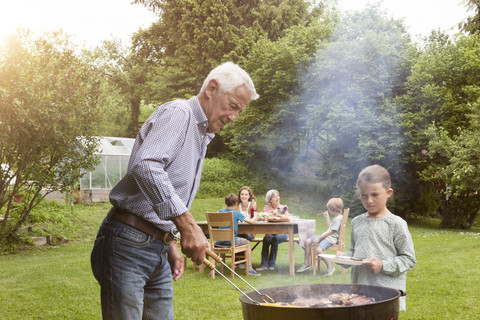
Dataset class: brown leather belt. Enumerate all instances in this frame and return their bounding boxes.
[111,208,174,244]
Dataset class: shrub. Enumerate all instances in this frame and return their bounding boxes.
[0,200,77,254]
[196,158,269,199]
[26,200,74,224]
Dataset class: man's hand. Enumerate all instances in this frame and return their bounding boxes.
[168,243,184,281]
[364,258,383,274]
[173,211,209,266]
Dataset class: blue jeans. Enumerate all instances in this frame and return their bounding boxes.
[260,234,288,268]
[91,211,173,320]
[238,233,254,241]
[309,235,334,251]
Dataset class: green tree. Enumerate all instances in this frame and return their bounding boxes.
[423,117,480,229]
[460,0,480,35]
[89,38,150,137]
[400,33,480,228]
[133,0,324,104]
[302,5,415,212]
[94,79,131,137]
[220,5,420,210]
[0,30,101,243]
[228,5,414,210]
[221,18,335,160]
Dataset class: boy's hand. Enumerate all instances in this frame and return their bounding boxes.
[364,258,383,274]
[317,211,328,217]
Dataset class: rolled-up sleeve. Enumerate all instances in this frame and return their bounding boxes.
[130,107,190,219]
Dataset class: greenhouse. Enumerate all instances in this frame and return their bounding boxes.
[79,136,135,192]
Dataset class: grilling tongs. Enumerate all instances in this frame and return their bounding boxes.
[202,249,275,305]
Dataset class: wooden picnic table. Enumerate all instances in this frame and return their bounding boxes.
[197,219,316,276]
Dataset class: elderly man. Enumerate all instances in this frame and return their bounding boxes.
[91,62,259,320]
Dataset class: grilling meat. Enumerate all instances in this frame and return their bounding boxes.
[289,293,375,308]
[347,295,376,305]
[289,297,333,307]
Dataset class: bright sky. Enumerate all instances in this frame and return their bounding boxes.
[340,0,468,39]
[0,0,157,48]
[0,0,472,48]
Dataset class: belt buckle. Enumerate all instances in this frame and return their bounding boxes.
[163,232,174,244]
[163,229,179,244]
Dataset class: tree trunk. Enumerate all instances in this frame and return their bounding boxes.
[465,209,478,229]
[127,96,141,138]
[440,195,479,229]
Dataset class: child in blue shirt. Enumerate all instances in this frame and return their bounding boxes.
[216,193,260,276]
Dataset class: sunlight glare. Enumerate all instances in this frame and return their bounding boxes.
[0,0,156,48]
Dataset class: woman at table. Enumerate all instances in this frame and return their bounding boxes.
[235,186,258,241]
[256,189,290,271]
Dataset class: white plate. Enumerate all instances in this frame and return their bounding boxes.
[318,254,367,266]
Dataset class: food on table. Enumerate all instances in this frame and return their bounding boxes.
[256,212,270,221]
[267,215,291,222]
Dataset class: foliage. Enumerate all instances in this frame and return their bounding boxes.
[26,199,74,224]
[195,158,270,199]
[94,79,131,137]
[459,0,480,35]
[422,112,480,228]
[222,18,335,156]
[217,14,336,203]
[229,4,415,214]
[0,201,110,254]
[88,38,150,137]
[0,30,101,242]
[398,33,480,227]
[132,0,324,104]
[303,7,411,199]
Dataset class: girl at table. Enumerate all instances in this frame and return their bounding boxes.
[256,189,289,271]
[338,164,416,311]
[235,186,258,241]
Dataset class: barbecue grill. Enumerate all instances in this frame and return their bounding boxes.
[240,283,405,320]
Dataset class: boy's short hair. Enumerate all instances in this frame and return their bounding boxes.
[225,193,238,207]
[326,198,343,214]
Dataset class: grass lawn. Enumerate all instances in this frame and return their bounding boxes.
[1,200,479,319]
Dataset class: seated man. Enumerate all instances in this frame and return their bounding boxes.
[216,193,260,276]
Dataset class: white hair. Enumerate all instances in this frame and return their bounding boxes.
[199,61,259,100]
[265,189,279,203]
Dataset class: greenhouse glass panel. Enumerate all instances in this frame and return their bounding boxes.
[79,137,134,190]
[80,170,90,189]
[105,155,130,188]
[91,157,108,189]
